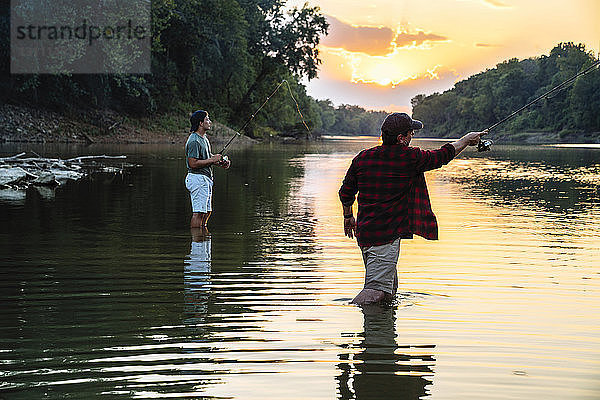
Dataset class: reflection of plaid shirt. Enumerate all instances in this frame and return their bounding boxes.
[339,143,455,248]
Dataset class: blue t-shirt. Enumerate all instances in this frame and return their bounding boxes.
[185,132,212,179]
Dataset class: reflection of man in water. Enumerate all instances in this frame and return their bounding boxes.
[339,112,486,305]
[336,305,435,400]
[183,228,212,325]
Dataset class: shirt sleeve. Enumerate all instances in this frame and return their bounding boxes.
[339,158,358,206]
[186,140,201,160]
[413,143,456,173]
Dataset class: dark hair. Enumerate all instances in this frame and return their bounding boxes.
[381,132,406,145]
[190,110,208,132]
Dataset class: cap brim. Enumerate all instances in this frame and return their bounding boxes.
[411,120,423,130]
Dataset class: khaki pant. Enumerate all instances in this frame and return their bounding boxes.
[360,238,400,295]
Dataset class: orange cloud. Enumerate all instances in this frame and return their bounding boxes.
[394,31,449,48]
[482,0,510,8]
[319,42,453,89]
[319,16,452,88]
[457,0,510,7]
[321,15,394,56]
[456,0,511,8]
[322,15,450,55]
[475,43,501,47]
[349,63,446,87]
[304,67,460,112]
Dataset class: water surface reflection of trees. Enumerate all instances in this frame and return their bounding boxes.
[0,143,326,397]
[440,146,600,215]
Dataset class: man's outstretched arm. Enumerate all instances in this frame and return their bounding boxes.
[451,130,488,156]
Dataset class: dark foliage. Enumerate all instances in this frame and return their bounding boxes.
[412,43,600,139]
[313,101,389,136]
[1,0,330,137]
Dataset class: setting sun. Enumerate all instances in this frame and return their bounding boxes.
[288,0,600,112]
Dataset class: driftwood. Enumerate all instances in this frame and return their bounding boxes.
[65,154,126,162]
[81,132,95,144]
[0,152,139,192]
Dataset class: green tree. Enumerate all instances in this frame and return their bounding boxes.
[1,0,330,138]
[412,43,600,140]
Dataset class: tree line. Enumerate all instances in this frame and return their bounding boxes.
[5,3,594,140]
[0,0,387,137]
[314,101,388,136]
[412,43,600,139]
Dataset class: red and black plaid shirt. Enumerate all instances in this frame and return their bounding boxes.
[339,143,456,247]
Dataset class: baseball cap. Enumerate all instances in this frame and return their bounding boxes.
[381,112,423,136]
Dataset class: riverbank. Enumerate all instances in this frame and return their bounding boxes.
[415,130,600,144]
[0,104,257,147]
[3,103,597,146]
[315,130,600,144]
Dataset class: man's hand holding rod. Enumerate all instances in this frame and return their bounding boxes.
[451,129,489,155]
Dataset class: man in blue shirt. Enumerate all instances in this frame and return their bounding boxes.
[185,110,231,229]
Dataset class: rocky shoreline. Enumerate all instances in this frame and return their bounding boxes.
[0,103,258,147]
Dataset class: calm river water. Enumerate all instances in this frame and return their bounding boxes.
[0,138,599,399]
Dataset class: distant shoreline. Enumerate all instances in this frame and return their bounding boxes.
[322,134,600,145]
[2,103,599,145]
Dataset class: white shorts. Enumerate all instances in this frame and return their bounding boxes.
[361,238,400,295]
[185,173,213,213]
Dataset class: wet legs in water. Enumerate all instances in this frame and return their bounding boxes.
[190,212,212,229]
[351,274,398,305]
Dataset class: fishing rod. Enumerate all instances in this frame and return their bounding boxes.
[477,58,600,152]
[218,79,311,156]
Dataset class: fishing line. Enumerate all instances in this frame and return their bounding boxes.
[219,79,311,155]
[283,80,311,133]
[478,58,600,152]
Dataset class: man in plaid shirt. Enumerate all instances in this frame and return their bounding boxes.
[339,112,486,305]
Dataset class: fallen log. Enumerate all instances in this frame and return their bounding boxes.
[65,155,127,162]
[0,152,139,193]
[81,132,95,144]
[0,152,26,161]
[0,167,28,186]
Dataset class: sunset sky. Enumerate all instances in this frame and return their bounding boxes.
[288,0,600,113]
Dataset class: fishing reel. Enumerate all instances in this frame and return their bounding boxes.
[477,139,493,152]
[217,155,230,167]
